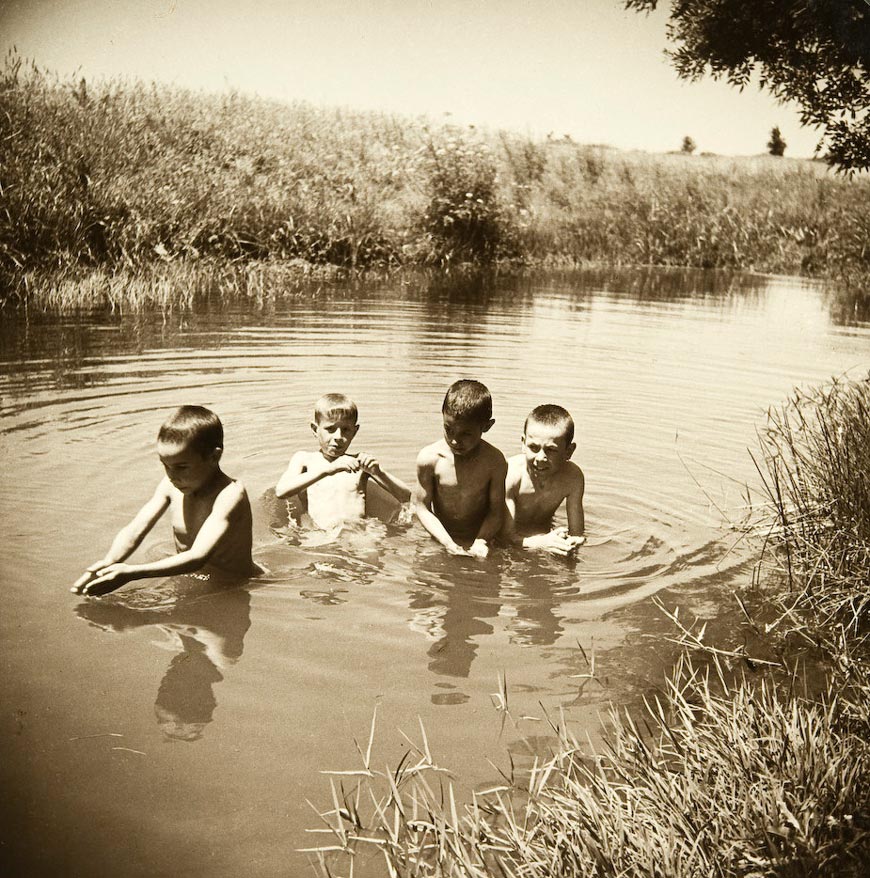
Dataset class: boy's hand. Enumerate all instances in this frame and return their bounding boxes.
[71,567,100,594]
[551,527,586,551]
[525,530,579,557]
[73,563,135,597]
[356,452,381,475]
[328,455,361,475]
[446,542,472,557]
[468,539,490,559]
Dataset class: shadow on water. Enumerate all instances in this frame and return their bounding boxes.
[74,583,252,742]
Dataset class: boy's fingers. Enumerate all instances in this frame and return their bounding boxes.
[71,570,97,593]
[83,576,119,597]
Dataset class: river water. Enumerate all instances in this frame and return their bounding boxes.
[1,268,868,876]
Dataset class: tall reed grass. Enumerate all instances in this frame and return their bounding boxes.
[3,54,869,306]
[306,377,870,877]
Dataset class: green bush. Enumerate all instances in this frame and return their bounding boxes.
[419,132,517,265]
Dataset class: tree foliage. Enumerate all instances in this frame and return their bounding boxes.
[681,135,697,154]
[625,1,870,172]
[768,125,787,156]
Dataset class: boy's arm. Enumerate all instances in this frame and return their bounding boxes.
[276,451,359,499]
[565,467,586,538]
[357,453,412,503]
[75,483,247,597]
[469,454,508,557]
[71,481,171,593]
[500,475,521,545]
[413,450,469,556]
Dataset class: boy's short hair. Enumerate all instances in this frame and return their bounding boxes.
[524,404,574,445]
[442,379,492,423]
[314,393,358,424]
[158,405,223,456]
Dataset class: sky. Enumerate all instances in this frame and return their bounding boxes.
[1,0,822,158]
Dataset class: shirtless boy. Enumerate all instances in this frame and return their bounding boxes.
[72,406,259,597]
[414,379,507,558]
[502,404,586,557]
[275,393,410,530]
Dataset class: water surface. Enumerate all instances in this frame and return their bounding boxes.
[2,268,868,876]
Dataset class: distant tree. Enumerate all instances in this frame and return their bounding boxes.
[681,135,697,154]
[767,126,787,156]
[624,1,870,172]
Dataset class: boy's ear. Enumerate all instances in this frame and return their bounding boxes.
[310,421,318,436]
[482,418,495,434]
[210,446,224,464]
[565,441,576,459]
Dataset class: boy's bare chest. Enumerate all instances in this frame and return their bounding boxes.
[308,469,365,499]
[518,475,565,510]
[169,496,213,546]
[435,457,489,496]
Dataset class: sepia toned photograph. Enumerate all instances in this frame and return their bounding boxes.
[1,2,868,876]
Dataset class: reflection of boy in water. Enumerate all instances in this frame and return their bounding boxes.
[154,637,223,742]
[76,586,251,742]
[276,394,410,531]
[72,406,260,596]
[408,551,503,679]
[414,380,507,558]
[502,404,586,557]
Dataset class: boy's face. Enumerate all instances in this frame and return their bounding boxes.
[158,440,221,495]
[521,421,575,477]
[442,413,493,457]
[312,415,359,460]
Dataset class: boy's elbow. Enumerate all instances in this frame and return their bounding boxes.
[182,554,208,572]
[411,496,431,519]
[275,480,297,499]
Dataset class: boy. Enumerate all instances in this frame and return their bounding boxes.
[275,393,410,530]
[502,404,585,557]
[71,406,259,597]
[415,379,507,557]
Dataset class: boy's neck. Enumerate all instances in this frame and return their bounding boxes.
[192,467,226,497]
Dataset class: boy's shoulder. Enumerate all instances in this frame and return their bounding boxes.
[506,453,526,482]
[211,474,251,512]
[559,459,585,489]
[479,438,508,467]
[416,438,448,465]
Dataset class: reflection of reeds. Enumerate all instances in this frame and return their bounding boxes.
[307,378,870,877]
[3,53,869,307]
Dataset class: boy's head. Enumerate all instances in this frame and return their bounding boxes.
[521,404,575,476]
[157,405,223,494]
[441,379,494,457]
[311,393,359,460]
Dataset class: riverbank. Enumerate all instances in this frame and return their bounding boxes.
[3,57,869,307]
[309,376,870,877]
